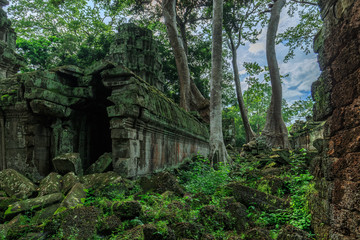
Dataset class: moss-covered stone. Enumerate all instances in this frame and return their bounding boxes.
[142,223,176,240]
[4,193,63,219]
[31,203,60,225]
[57,183,86,211]
[198,205,233,231]
[60,172,80,195]
[85,152,112,174]
[38,172,62,197]
[228,182,289,211]
[244,227,272,240]
[113,225,144,240]
[222,198,249,233]
[0,169,37,198]
[172,222,204,239]
[311,71,333,121]
[257,175,287,196]
[112,200,142,221]
[277,224,312,240]
[97,215,121,235]
[80,171,125,194]
[52,153,83,176]
[47,206,101,240]
[140,172,185,197]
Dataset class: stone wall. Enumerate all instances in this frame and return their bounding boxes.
[310,0,360,239]
[99,24,209,177]
[0,22,209,180]
[289,120,325,151]
[0,0,25,78]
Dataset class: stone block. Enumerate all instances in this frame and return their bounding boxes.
[85,152,112,174]
[52,153,83,176]
[331,69,360,108]
[333,153,360,182]
[60,172,80,195]
[30,100,70,118]
[311,69,334,121]
[228,182,289,211]
[0,169,36,198]
[331,41,360,81]
[58,183,86,210]
[4,193,63,218]
[38,172,62,197]
[342,95,360,129]
[111,129,137,139]
[328,126,360,157]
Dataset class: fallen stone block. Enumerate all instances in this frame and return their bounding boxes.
[38,172,62,197]
[112,200,142,221]
[4,193,64,219]
[52,153,83,176]
[57,183,86,211]
[60,172,80,194]
[0,169,37,199]
[228,182,289,211]
[140,172,185,196]
[85,152,112,174]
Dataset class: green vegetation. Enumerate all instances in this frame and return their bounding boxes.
[0,149,314,239]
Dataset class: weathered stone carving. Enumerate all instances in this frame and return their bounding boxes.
[0,22,209,180]
[0,1,25,78]
[311,1,360,239]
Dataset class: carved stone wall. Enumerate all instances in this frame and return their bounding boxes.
[310,1,360,239]
[0,0,25,78]
[101,66,209,177]
[0,23,209,180]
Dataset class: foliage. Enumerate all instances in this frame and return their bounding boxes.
[177,155,230,195]
[8,0,119,69]
[278,0,322,62]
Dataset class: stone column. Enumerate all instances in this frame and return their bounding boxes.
[101,68,143,177]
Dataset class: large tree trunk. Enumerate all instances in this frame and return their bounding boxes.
[229,38,255,143]
[263,0,290,149]
[190,78,210,122]
[163,0,210,119]
[163,0,191,111]
[209,0,229,165]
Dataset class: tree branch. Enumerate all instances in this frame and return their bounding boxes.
[290,0,317,6]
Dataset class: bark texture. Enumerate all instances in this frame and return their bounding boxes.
[262,0,290,148]
[163,0,191,111]
[209,0,229,165]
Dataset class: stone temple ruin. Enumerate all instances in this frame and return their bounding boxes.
[0,4,209,181]
[310,0,360,239]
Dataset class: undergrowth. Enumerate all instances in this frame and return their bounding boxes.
[5,149,315,239]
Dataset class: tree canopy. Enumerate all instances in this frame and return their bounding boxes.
[6,0,321,148]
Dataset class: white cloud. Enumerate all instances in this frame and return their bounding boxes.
[248,31,266,55]
[235,6,321,105]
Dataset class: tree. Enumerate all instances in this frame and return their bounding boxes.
[278,0,321,62]
[128,0,211,117]
[242,63,272,135]
[209,0,229,165]
[8,0,119,69]
[223,0,267,143]
[262,0,290,148]
[163,0,191,111]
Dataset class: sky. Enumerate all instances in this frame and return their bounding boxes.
[236,7,321,104]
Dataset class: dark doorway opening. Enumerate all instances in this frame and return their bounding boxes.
[80,76,113,170]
